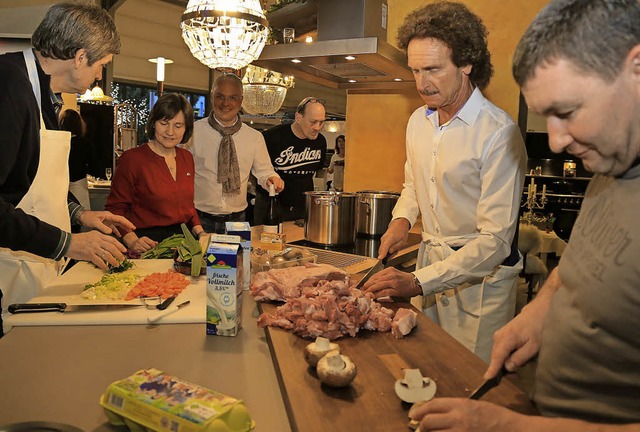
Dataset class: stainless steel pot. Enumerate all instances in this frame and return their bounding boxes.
[304,191,357,245]
[356,191,400,237]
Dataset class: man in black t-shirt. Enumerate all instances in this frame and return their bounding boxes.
[255,97,327,223]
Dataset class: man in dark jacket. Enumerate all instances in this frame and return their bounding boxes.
[0,3,134,325]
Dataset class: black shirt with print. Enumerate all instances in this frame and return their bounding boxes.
[260,123,327,219]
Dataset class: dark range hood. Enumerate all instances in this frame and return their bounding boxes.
[253,0,415,91]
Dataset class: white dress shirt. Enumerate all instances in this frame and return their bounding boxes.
[393,87,526,295]
[189,118,279,214]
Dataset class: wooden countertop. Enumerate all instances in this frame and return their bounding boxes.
[259,301,536,432]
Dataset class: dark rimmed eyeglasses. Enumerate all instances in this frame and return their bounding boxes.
[297,98,326,113]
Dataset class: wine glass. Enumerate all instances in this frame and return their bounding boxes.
[105,168,112,181]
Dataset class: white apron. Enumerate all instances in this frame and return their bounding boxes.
[411,231,522,362]
[0,50,71,318]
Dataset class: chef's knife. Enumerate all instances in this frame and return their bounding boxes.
[468,366,508,400]
[8,302,144,314]
[355,255,390,289]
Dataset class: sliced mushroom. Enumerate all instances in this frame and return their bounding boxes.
[317,350,357,388]
[394,368,437,403]
[304,336,339,368]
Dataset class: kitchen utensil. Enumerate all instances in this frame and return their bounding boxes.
[157,296,176,310]
[8,302,144,314]
[354,255,389,289]
[468,366,508,400]
[355,191,400,237]
[304,191,357,245]
[147,300,190,324]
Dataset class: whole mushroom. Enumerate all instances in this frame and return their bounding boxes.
[316,350,357,388]
[304,337,339,368]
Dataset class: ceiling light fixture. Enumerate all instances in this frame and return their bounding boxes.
[291,58,302,63]
[241,64,294,115]
[181,0,269,70]
[345,55,356,60]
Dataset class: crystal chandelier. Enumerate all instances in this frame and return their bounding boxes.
[241,64,295,115]
[181,0,269,70]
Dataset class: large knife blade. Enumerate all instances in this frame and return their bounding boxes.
[8,302,144,314]
[355,255,389,289]
[468,366,508,400]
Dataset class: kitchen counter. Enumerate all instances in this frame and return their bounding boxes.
[0,222,537,431]
[0,298,291,431]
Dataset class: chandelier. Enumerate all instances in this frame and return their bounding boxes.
[181,0,269,70]
[241,64,295,115]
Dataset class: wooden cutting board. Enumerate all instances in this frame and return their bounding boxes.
[259,302,537,432]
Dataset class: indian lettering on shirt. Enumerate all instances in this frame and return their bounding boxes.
[274,146,322,175]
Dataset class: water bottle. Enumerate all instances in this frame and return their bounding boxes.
[263,183,282,233]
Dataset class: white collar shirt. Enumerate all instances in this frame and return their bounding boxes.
[188,118,279,214]
[393,87,527,294]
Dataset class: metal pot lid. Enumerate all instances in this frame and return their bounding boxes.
[305,191,357,197]
[356,190,400,199]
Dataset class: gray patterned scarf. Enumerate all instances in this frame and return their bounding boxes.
[208,112,242,195]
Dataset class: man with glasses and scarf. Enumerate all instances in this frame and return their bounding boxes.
[189,73,283,234]
[255,97,328,223]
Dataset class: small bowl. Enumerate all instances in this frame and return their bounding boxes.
[173,259,206,276]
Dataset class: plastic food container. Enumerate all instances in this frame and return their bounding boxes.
[250,246,317,278]
[100,368,254,432]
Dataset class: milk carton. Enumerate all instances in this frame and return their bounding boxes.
[206,237,243,336]
[225,222,251,291]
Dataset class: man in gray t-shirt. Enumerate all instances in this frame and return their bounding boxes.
[407,0,640,430]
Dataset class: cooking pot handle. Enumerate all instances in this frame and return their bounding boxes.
[359,199,371,215]
[314,196,338,206]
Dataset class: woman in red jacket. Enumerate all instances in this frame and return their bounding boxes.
[106,93,204,253]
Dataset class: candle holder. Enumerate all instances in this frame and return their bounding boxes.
[521,192,548,225]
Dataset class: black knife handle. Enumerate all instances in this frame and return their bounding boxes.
[8,303,66,313]
[157,296,176,310]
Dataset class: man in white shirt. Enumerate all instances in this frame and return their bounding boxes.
[363,1,526,362]
[189,74,284,233]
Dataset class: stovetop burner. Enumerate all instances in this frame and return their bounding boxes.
[289,233,423,259]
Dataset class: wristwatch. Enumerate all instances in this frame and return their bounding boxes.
[411,273,422,293]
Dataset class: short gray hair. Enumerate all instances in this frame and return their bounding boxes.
[513,0,640,86]
[32,2,120,66]
[212,73,243,95]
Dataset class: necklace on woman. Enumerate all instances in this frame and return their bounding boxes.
[150,140,177,179]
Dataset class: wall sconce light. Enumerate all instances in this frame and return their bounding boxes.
[78,85,113,103]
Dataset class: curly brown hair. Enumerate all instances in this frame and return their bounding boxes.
[396,1,493,90]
